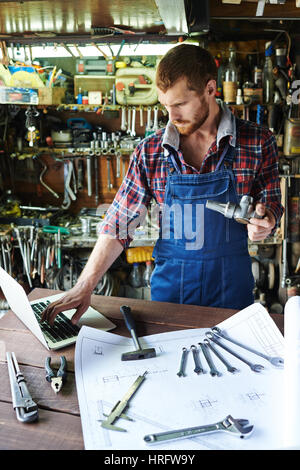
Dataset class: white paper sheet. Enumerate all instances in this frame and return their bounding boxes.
[75,302,285,450]
[283,296,300,449]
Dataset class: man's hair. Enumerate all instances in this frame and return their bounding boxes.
[156,44,217,94]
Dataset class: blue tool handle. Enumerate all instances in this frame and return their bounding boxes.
[120,305,136,332]
[45,357,55,382]
[57,356,67,379]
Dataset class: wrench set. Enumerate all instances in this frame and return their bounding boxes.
[176,326,284,378]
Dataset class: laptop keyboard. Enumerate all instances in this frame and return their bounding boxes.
[31,300,80,344]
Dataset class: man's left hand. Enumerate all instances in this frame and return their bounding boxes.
[247,203,276,242]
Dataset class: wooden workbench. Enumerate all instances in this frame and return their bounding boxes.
[0,289,284,450]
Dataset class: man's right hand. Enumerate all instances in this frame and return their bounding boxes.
[41,284,93,326]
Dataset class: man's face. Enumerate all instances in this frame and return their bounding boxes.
[157,77,210,136]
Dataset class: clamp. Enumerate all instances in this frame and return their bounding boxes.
[45,356,67,393]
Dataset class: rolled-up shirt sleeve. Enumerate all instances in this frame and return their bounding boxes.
[97,144,153,249]
[252,131,284,232]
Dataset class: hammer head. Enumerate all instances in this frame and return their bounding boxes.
[121,348,156,361]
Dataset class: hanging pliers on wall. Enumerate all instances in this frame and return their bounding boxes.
[45,356,67,393]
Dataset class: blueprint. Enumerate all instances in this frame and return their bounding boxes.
[75,303,286,450]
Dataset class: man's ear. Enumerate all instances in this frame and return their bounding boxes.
[206,79,217,96]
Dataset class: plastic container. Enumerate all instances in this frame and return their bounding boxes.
[128,263,142,288]
[143,261,153,287]
[263,42,274,104]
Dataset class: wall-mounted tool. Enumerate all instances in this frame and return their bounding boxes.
[6,351,39,423]
[100,371,147,432]
[25,106,40,148]
[144,414,254,445]
[33,155,60,199]
[206,195,262,224]
[120,305,156,360]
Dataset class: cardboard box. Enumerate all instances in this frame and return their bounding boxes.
[243,88,263,105]
[38,87,66,105]
[0,86,39,104]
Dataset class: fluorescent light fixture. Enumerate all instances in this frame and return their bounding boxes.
[0,40,199,62]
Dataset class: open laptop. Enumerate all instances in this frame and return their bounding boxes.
[0,267,116,350]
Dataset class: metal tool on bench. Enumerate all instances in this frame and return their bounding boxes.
[203,339,238,374]
[190,344,204,375]
[177,347,189,377]
[120,305,156,360]
[45,356,67,393]
[211,326,284,367]
[205,332,264,373]
[143,414,254,445]
[206,195,263,224]
[199,342,222,377]
[6,351,39,423]
[100,371,147,432]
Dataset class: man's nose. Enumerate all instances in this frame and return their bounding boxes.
[168,108,181,122]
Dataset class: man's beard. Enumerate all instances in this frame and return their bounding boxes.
[172,101,209,136]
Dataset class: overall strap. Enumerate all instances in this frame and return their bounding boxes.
[164,146,182,175]
[216,117,240,170]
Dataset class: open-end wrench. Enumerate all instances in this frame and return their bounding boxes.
[121,106,127,131]
[211,326,284,368]
[203,339,238,374]
[199,342,221,377]
[146,106,152,131]
[127,106,132,135]
[177,347,188,377]
[116,150,121,178]
[205,333,264,373]
[139,106,144,127]
[190,345,204,375]
[131,106,136,137]
[152,105,159,131]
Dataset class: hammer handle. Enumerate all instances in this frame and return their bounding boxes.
[120,305,136,331]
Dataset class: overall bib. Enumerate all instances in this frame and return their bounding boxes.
[151,132,254,310]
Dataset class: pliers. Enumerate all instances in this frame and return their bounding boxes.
[45,356,67,393]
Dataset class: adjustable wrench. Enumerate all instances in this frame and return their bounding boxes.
[144,414,253,445]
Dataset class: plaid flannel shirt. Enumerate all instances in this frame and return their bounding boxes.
[99,102,284,248]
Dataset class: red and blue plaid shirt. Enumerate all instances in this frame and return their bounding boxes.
[99,103,283,248]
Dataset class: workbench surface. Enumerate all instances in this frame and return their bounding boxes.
[0,289,284,450]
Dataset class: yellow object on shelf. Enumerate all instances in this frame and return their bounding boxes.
[8,71,45,88]
[0,64,11,86]
[125,246,154,264]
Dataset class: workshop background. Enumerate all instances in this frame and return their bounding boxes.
[0,0,299,317]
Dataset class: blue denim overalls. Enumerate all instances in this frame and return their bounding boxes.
[151,127,254,310]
